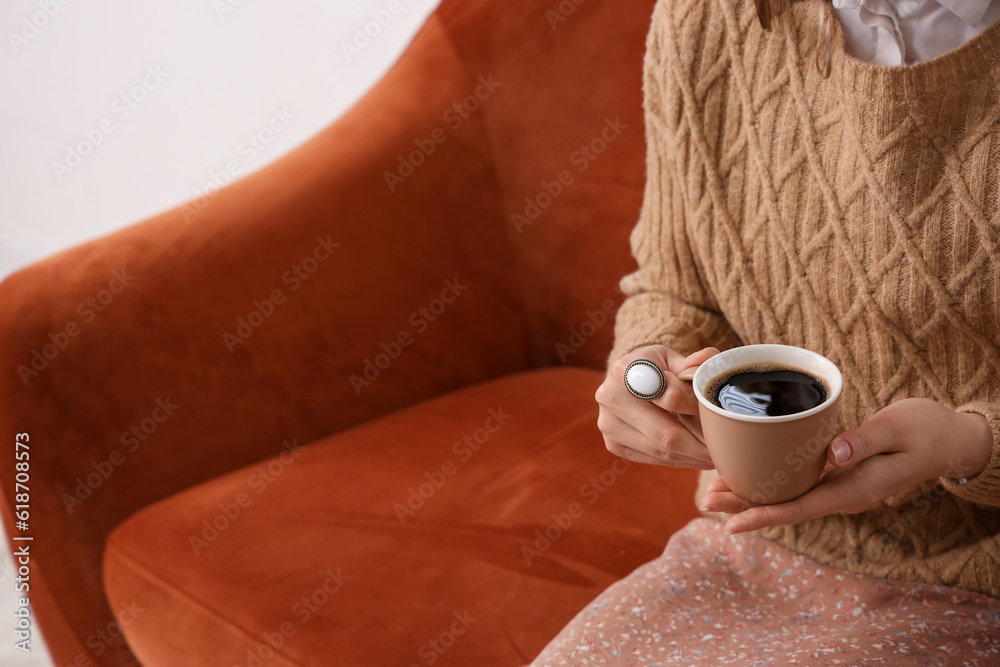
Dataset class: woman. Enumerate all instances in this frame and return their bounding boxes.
[533,0,1000,662]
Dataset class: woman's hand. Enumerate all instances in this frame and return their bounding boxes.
[701,398,994,533]
[595,344,720,468]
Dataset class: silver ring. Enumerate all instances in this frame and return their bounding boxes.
[624,359,666,401]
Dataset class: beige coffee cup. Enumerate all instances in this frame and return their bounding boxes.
[687,344,842,505]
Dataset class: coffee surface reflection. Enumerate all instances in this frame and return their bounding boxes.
[707,362,827,417]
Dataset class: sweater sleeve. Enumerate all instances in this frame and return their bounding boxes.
[939,401,1000,508]
[607,5,741,368]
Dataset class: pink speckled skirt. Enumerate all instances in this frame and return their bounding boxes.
[531,518,1000,666]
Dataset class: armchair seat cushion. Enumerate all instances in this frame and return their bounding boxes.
[103,367,699,666]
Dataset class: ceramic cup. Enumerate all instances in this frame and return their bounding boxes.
[689,344,843,504]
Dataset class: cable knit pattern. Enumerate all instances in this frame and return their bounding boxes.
[611,0,1000,597]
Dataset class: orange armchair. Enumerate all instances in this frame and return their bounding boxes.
[0,1,700,664]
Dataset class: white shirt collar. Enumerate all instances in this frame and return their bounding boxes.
[833,0,993,26]
[937,0,992,26]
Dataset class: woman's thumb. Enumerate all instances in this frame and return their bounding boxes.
[683,346,721,369]
[827,426,882,467]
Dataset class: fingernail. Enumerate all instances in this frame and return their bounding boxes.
[832,439,852,465]
[724,519,741,534]
[699,502,715,512]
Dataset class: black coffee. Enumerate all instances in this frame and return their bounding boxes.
[707,362,828,417]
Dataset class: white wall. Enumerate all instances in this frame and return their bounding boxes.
[0,1,440,664]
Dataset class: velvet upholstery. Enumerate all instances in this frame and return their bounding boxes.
[104,369,698,665]
[0,0,701,664]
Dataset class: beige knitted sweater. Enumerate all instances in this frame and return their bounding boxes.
[610,0,1000,597]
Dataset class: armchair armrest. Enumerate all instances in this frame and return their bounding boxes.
[0,9,525,665]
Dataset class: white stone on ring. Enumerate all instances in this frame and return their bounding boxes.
[624,359,665,400]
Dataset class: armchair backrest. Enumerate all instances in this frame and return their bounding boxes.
[431,0,654,369]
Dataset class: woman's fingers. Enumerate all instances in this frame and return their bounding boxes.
[651,371,701,415]
[679,346,721,373]
[599,411,714,469]
[604,441,682,467]
[700,490,753,514]
[702,465,853,520]
[722,456,906,533]
[704,476,729,493]
[596,345,723,469]
[609,345,718,415]
[700,477,753,513]
[654,346,719,414]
